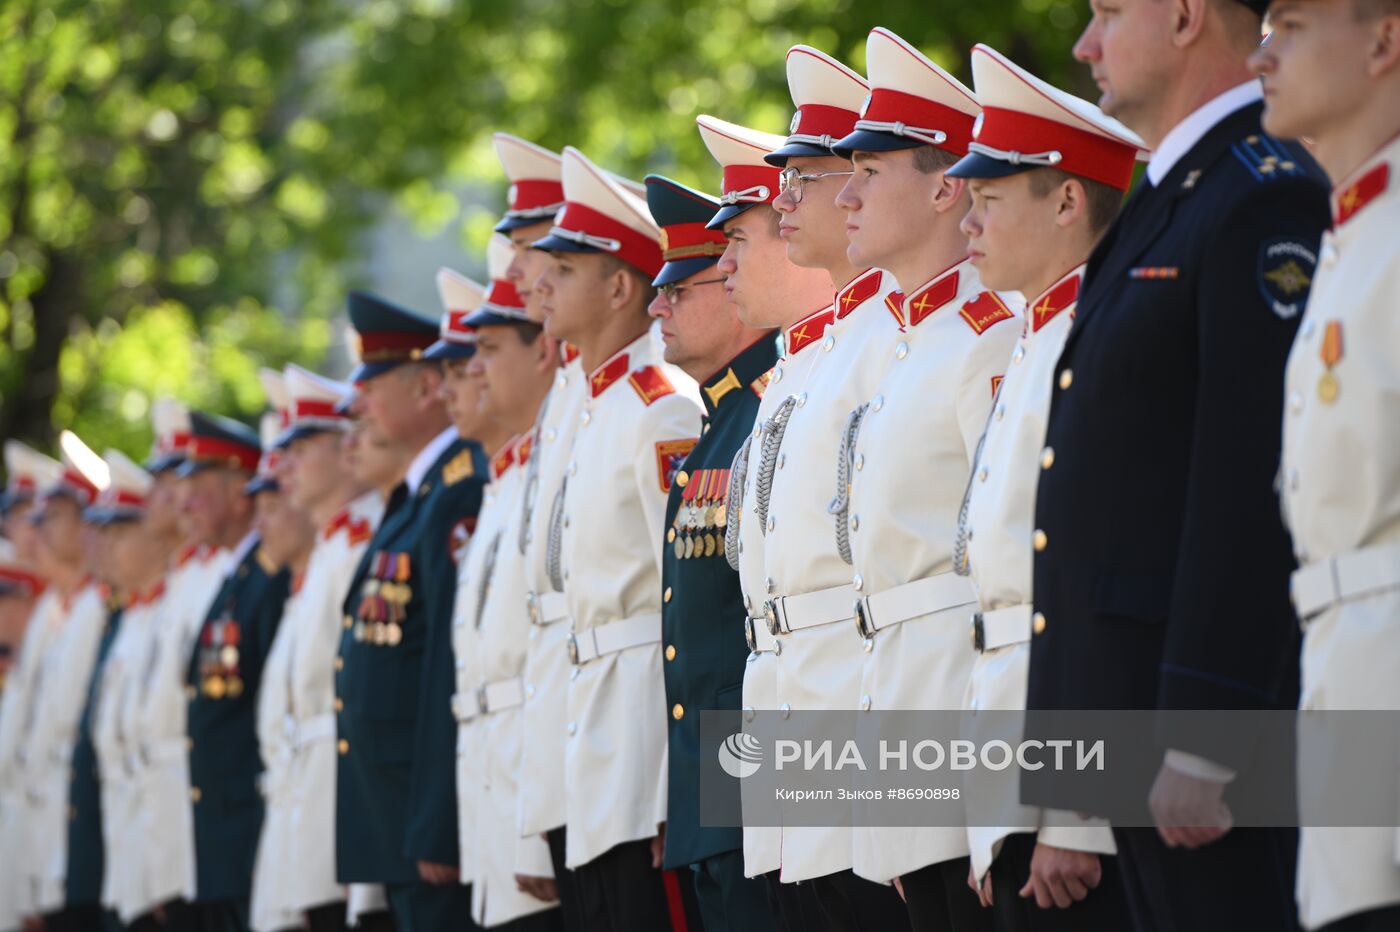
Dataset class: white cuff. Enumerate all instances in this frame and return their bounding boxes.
[1164,749,1237,783]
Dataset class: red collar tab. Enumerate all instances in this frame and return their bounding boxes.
[492,437,519,479]
[906,268,962,327]
[835,269,884,319]
[1334,162,1389,228]
[589,351,631,398]
[786,306,834,355]
[1029,273,1081,332]
[561,343,581,365]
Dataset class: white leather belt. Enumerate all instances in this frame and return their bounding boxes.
[568,613,661,665]
[855,572,977,639]
[294,714,337,748]
[142,737,188,765]
[1292,542,1400,623]
[764,584,854,636]
[527,590,570,626]
[971,604,1031,652]
[745,615,780,655]
[451,677,527,722]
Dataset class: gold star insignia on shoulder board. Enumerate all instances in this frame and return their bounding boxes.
[442,450,475,486]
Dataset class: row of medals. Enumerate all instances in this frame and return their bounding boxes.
[671,489,726,559]
[200,644,243,699]
[355,577,408,646]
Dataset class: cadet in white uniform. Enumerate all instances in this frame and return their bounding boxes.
[491,132,592,932]
[532,146,702,929]
[449,237,563,930]
[945,44,1147,930]
[823,30,1018,930]
[93,400,188,925]
[278,366,382,932]
[1250,7,1400,928]
[0,445,62,932]
[18,434,109,921]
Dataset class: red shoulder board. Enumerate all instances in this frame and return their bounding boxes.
[589,352,630,398]
[836,269,883,319]
[655,439,698,493]
[959,291,1016,336]
[751,368,774,398]
[1029,275,1080,332]
[786,306,833,355]
[907,271,961,327]
[884,291,906,329]
[1334,162,1389,227]
[628,365,676,406]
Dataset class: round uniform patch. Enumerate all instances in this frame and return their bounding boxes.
[1258,237,1317,320]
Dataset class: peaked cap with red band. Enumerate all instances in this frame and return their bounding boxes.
[530,147,662,279]
[696,115,786,230]
[85,449,152,524]
[766,45,870,167]
[175,411,262,477]
[245,411,284,496]
[45,431,106,509]
[145,397,192,474]
[277,364,354,447]
[466,234,533,327]
[257,367,292,450]
[2,441,60,515]
[347,290,441,383]
[0,537,43,597]
[947,44,1148,192]
[832,27,980,160]
[644,174,728,287]
[493,133,567,233]
[424,267,487,362]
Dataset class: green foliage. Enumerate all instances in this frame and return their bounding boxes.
[0,0,1089,463]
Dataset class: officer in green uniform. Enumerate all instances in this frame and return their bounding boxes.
[647,174,780,931]
[182,413,292,931]
[334,291,487,931]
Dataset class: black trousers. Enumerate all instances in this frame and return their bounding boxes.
[305,901,349,932]
[690,850,776,932]
[763,871,826,932]
[546,826,590,932]
[163,898,248,932]
[572,837,673,932]
[987,832,1131,931]
[384,880,477,932]
[901,857,992,932]
[1320,903,1400,931]
[808,868,911,932]
[353,909,395,932]
[41,903,115,932]
[1113,826,1298,932]
[494,906,568,932]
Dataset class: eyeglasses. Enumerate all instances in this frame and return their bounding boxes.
[658,278,725,306]
[777,166,854,204]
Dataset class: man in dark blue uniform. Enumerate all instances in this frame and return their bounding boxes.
[183,413,298,931]
[180,411,292,923]
[647,173,779,932]
[1022,1,1330,929]
[334,291,487,931]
